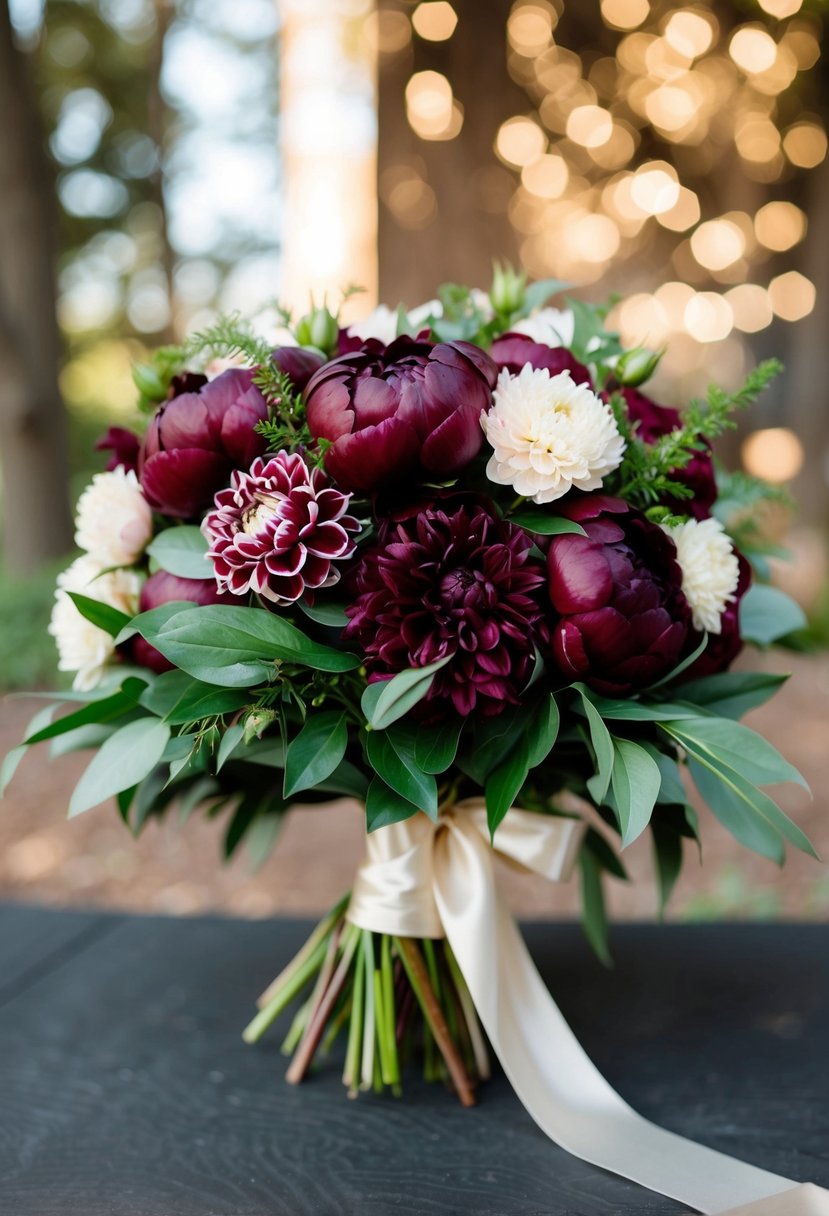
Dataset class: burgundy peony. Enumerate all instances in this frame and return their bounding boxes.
[304,335,497,493]
[547,495,692,696]
[131,570,236,674]
[344,503,548,717]
[685,550,751,679]
[139,348,322,519]
[622,387,717,519]
[96,426,141,474]
[203,452,360,605]
[490,333,593,387]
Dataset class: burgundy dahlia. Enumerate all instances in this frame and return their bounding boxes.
[139,348,322,519]
[547,495,692,696]
[344,504,547,717]
[491,333,592,387]
[203,452,360,606]
[622,387,717,519]
[304,335,497,493]
[131,570,236,674]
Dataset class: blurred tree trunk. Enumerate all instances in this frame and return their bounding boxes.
[0,3,72,573]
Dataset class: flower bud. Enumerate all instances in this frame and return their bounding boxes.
[243,708,278,743]
[295,305,339,355]
[490,262,526,316]
[132,362,168,402]
[614,347,663,388]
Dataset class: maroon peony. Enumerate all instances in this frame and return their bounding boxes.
[304,335,497,493]
[139,348,322,519]
[131,570,236,674]
[96,426,141,474]
[203,452,360,605]
[547,495,692,696]
[622,387,717,519]
[344,503,548,717]
[491,333,593,387]
[685,550,752,679]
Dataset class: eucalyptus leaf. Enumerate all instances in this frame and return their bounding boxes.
[574,685,614,803]
[739,584,806,646]
[1,704,57,796]
[610,738,661,847]
[147,526,213,580]
[673,671,789,720]
[361,656,451,731]
[284,712,348,798]
[26,678,147,744]
[69,717,172,817]
[663,717,809,792]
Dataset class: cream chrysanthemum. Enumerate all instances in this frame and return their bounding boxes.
[510,307,574,348]
[74,468,153,567]
[664,517,740,634]
[49,555,143,690]
[481,366,625,504]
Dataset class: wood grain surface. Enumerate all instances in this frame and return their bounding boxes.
[0,907,826,1216]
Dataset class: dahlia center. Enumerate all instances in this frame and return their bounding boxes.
[241,491,283,536]
[439,567,481,607]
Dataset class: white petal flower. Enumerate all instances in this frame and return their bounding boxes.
[469,288,495,321]
[481,366,625,504]
[346,305,401,345]
[74,468,153,566]
[510,307,575,348]
[664,517,740,634]
[49,555,143,690]
[407,298,442,329]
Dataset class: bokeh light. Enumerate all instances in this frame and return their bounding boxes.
[768,271,816,322]
[411,2,458,42]
[742,428,805,483]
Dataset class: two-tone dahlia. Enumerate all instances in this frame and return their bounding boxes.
[344,503,548,717]
[203,452,360,606]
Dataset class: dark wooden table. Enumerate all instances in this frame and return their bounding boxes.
[0,905,826,1216]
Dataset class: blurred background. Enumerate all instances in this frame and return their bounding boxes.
[1,0,828,924]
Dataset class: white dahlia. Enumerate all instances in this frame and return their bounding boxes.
[482,366,625,504]
[74,467,153,567]
[664,517,741,634]
[346,305,401,346]
[49,555,143,690]
[510,307,575,348]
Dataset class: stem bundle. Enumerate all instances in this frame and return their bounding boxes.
[243,898,488,1104]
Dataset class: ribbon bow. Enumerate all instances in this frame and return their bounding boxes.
[347,800,822,1216]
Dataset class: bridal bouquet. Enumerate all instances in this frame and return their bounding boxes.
[3,272,815,1207]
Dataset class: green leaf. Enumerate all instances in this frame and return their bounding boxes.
[67,592,133,638]
[583,826,628,881]
[1,704,57,796]
[246,811,284,870]
[687,759,785,863]
[458,703,532,784]
[366,729,438,817]
[314,758,369,800]
[296,598,350,628]
[647,631,709,690]
[663,717,809,792]
[69,718,172,816]
[414,718,464,774]
[485,733,531,838]
[361,656,451,730]
[739,584,807,645]
[579,848,611,967]
[527,694,560,767]
[640,745,689,807]
[140,670,249,724]
[578,695,699,722]
[132,604,360,687]
[522,277,569,314]
[115,601,193,644]
[50,723,116,757]
[147,526,213,580]
[651,809,686,916]
[509,512,587,537]
[673,671,789,719]
[574,685,614,803]
[284,711,348,798]
[26,678,148,744]
[216,723,245,772]
[610,738,661,847]
[365,775,421,831]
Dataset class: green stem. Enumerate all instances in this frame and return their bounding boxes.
[243,936,328,1043]
[445,941,490,1081]
[360,930,376,1091]
[285,923,359,1085]
[343,942,366,1096]
[255,895,348,1009]
[382,936,400,1092]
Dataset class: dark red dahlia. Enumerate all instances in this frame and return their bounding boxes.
[95,426,141,474]
[490,333,593,387]
[203,451,360,606]
[344,504,548,717]
[547,495,692,696]
[622,387,717,519]
[304,335,497,493]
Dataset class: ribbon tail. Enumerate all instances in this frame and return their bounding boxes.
[433,821,801,1216]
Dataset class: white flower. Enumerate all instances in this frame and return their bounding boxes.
[469,288,495,322]
[49,555,143,691]
[482,366,625,504]
[346,305,401,345]
[665,517,740,634]
[407,298,441,329]
[510,307,575,348]
[74,468,153,567]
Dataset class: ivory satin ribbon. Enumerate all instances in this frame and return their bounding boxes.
[347,801,827,1216]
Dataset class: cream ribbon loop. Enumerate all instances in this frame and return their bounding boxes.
[346,801,818,1216]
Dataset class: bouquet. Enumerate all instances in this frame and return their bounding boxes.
[4,270,819,1212]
